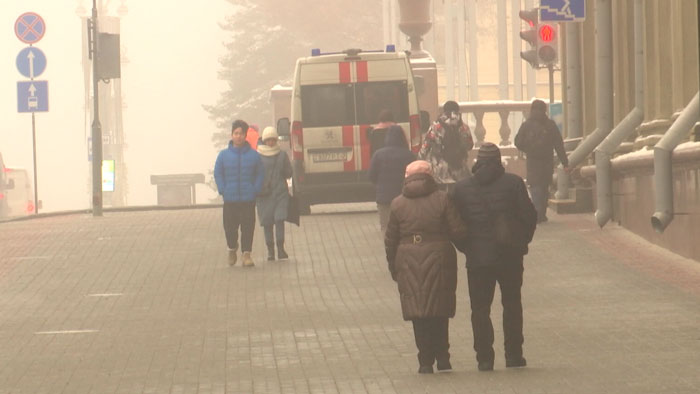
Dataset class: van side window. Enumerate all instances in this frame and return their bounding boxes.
[301,84,354,127]
[356,81,409,124]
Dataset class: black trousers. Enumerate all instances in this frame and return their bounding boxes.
[412,317,450,367]
[467,258,524,363]
[223,201,256,252]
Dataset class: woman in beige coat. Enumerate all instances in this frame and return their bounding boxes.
[384,160,468,374]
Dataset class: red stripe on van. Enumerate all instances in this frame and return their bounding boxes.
[339,62,351,84]
[342,125,354,171]
[359,124,371,170]
[356,61,368,82]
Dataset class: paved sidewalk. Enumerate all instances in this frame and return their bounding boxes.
[0,206,699,394]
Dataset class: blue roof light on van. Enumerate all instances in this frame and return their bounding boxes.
[386,44,396,53]
[311,48,321,56]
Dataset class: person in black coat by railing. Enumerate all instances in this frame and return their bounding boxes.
[514,99,570,223]
[369,124,416,234]
[452,143,537,372]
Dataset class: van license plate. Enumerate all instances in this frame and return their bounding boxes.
[312,152,347,162]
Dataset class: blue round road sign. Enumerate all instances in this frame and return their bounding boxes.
[16,47,47,79]
[15,12,46,44]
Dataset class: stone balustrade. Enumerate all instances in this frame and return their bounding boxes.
[457,100,533,147]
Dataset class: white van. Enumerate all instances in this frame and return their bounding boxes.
[1,168,35,218]
[277,47,425,213]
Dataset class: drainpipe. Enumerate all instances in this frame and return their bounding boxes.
[651,92,700,233]
[594,0,645,228]
[555,0,614,199]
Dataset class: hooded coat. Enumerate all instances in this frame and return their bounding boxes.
[418,114,474,184]
[384,173,468,320]
[451,158,537,269]
[368,126,416,204]
[514,111,568,187]
[214,141,264,202]
[256,150,293,226]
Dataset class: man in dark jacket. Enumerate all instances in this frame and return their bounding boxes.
[214,119,265,267]
[452,143,537,372]
[514,99,570,223]
[369,125,415,234]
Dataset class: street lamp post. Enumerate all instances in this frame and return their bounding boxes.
[89,0,103,216]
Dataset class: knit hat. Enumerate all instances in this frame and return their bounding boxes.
[261,126,278,142]
[405,160,432,178]
[477,142,501,161]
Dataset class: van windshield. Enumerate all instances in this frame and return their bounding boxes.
[301,84,354,127]
[301,81,409,127]
[355,81,409,124]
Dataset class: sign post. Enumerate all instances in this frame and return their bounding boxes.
[89,0,103,216]
[14,12,48,215]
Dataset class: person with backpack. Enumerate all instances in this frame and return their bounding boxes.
[514,99,570,223]
[451,143,537,372]
[418,100,474,192]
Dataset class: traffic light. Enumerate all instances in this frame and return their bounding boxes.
[519,8,539,68]
[537,22,558,66]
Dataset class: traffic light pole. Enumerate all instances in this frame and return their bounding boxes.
[90,0,103,216]
[548,64,555,104]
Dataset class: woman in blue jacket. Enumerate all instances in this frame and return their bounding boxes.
[214,119,265,267]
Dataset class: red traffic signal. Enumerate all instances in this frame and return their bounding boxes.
[539,24,555,42]
[519,9,538,27]
[537,23,558,65]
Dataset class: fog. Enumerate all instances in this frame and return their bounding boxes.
[1,0,230,212]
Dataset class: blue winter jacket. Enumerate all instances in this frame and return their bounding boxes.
[368,126,416,204]
[214,141,264,202]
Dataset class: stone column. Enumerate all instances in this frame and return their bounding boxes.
[397,0,433,59]
[398,0,439,121]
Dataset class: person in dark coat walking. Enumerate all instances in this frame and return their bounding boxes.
[368,125,415,234]
[514,99,570,223]
[256,127,293,261]
[384,160,468,374]
[214,119,265,267]
[452,143,537,372]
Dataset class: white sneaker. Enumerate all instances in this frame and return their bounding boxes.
[241,251,255,267]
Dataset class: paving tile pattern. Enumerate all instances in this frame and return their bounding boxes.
[1,206,699,393]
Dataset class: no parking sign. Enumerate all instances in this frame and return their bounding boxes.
[14,12,46,44]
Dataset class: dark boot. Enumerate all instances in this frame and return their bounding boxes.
[505,356,527,368]
[267,243,275,261]
[436,354,452,371]
[418,365,434,374]
[277,242,288,260]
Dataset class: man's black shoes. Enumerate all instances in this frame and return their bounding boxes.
[418,365,434,374]
[505,356,527,368]
[477,361,494,371]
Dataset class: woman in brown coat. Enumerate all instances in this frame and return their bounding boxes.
[385,160,468,374]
